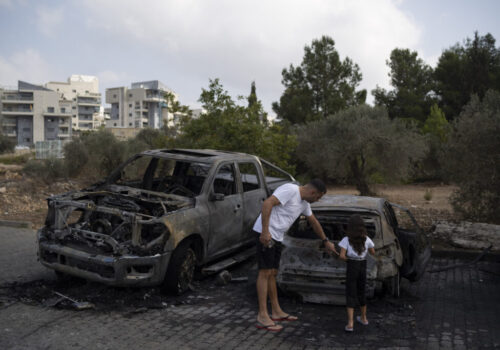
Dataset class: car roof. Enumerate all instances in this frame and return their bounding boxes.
[140,148,258,163]
[312,194,386,212]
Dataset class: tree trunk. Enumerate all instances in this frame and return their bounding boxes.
[349,157,374,196]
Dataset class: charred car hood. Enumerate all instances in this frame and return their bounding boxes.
[39,184,194,257]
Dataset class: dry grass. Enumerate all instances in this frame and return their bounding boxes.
[327,184,459,232]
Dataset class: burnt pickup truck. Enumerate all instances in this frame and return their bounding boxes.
[37,149,295,293]
[277,195,431,304]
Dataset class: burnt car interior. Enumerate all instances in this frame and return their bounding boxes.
[288,211,378,241]
[112,155,211,197]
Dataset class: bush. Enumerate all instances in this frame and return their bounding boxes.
[23,158,67,184]
[295,105,427,195]
[0,134,16,154]
[441,90,500,223]
[0,152,32,165]
[63,139,89,177]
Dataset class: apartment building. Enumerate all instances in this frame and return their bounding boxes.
[0,81,72,146]
[106,80,180,129]
[46,75,101,131]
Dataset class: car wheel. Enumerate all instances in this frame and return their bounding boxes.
[383,271,400,297]
[164,242,197,295]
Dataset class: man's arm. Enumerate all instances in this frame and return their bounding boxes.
[260,195,281,245]
[306,214,338,255]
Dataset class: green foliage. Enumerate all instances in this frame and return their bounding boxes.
[0,152,32,165]
[372,48,435,126]
[434,32,500,120]
[423,104,449,142]
[441,90,500,223]
[273,36,365,124]
[424,189,433,201]
[61,129,129,181]
[23,158,67,184]
[295,105,427,195]
[180,79,296,172]
[63,138,89,177]
[0,134,16,154]
[410,104,450,181]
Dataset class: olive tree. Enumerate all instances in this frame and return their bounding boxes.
[295,105,427,195]
[441,90,500,223]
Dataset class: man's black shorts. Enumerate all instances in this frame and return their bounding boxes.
[255,231,283,270]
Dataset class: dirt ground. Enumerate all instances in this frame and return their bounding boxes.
[0,163,459,233]
[327,183,459,233]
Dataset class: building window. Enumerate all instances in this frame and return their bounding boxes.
[113,94,117,98]
[72,106,76,109]
[129,113,132,116]
[72,89,76,93]
[47,107,55,113]
[114,123,117,126]
[61,107,66,113]
[129,104,132,107]
[129,123,132,126]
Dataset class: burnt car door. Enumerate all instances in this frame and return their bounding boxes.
[388,203,431,281]
[277,210,381,304]
[236,161,268,244]
[206,162,244,257]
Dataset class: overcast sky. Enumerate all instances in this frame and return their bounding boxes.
[1,0,499,115]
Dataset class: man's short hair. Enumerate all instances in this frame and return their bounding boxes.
[308,178,326,193]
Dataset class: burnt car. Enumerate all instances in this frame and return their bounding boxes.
[37,149,295,293]
[277,195,431,304]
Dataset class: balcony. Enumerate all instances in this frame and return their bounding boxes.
[1,94,34,103]
[1,108,33,116]
[44,111,72,117]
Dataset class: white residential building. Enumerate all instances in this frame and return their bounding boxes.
[46,75,102,131]
[0,81,72,146]
[105,80,180,129]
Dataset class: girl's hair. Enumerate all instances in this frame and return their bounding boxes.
[347,214,367,255]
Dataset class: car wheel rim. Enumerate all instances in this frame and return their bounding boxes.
[178,249,195,292]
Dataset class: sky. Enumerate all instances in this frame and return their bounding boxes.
[0,0,499,115]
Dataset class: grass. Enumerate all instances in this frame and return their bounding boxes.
[0,152,33,165]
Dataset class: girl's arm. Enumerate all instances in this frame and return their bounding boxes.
[339,247,347,261]
[368,247,381,260]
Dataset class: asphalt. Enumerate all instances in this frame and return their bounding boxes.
[0,223,499,349]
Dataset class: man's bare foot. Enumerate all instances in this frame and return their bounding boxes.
[271,313,298,321]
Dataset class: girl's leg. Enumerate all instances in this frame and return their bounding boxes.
[357,261,368,323]
[346,307,354,329]
[360,305,368,323]
[345,260,357,329]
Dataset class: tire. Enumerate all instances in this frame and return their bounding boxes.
[383,271,400,297]
[163,242,197,295]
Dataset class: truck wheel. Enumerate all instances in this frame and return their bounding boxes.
[383,271,400,297]
[164,242,197,294]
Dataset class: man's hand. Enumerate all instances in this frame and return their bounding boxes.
[325,241,339,255]
[260,229,272,246]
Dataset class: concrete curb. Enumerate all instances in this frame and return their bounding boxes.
[0,220,33,229]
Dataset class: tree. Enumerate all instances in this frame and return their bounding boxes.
[441,90,500,223]
[295,105,427,195]
[413,104,450,181]
[372,48,435,126]
[0,133,15,154]
[434,32,500,120]
[273,36,365,124]
[180,79,296,172]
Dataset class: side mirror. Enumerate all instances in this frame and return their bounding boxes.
[209,193,225,201]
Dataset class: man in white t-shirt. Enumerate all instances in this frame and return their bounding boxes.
[253,179,337,331]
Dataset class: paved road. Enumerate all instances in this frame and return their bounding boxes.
[0,226,499,350]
